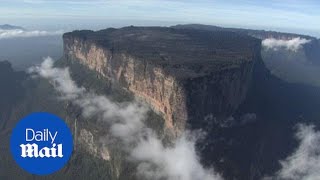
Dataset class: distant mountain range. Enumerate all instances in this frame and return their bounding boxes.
[0,24,24,30]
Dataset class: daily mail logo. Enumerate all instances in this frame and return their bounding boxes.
[10,113,73,175]
[20,129,63,158]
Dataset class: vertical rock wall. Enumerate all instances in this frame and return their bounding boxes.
[64,35,258,135]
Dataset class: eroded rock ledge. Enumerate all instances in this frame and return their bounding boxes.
[63,26,261,135]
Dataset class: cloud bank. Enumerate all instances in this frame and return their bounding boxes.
[276,124,320,180]
[29,57,222,180]
[266,124,320,180]
[0,29,63,40]
[262,37,311,51]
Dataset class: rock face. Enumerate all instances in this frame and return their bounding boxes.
[63,27,261,134]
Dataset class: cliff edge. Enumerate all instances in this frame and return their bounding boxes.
[63,26,261,134]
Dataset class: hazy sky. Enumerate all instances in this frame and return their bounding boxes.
[0,0,319,37]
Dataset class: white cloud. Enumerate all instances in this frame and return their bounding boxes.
[262,37,311,51]
[132,131,220,180]
[29,57,222,180]
[266,124,320,180]
[0,29,62,39]
[28,58,84,99]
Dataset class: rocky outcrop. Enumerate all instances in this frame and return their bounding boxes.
[63,27,261,134]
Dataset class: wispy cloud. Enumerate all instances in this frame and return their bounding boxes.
[0,29,63,39]
[23,0,109,5]
[265,124,320,180]
[262,38,311,51]
[29,57,222,180]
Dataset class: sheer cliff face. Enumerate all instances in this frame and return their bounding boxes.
[185,61,255,129]
[64,37,188,134]
[63,27,260,134]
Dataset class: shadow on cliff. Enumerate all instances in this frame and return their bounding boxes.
[197,54,320,180]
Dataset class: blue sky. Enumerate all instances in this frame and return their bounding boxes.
[0,0,319,37]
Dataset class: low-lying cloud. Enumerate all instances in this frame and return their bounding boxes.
[266,124,320,180]
[0,29,63,39]
[29,57,222,180]
[262,37,311,51]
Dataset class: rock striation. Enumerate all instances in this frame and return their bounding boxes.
[63,27,261,134]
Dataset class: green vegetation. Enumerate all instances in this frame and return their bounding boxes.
[0,58,168,180]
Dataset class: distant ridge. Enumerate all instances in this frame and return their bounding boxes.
[172,24,316,40]
[0,24,24,30]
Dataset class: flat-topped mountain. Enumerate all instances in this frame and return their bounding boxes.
[1,25,320,180]
[63,26,261,134]
[62,26,320,179]
[64,27,259,79]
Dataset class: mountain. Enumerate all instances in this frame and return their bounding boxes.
[0,24,24,30]
[174,24,320,87]
[173,24,320,64]
[1,26,320,180]
[63,26,260,135]
[63,26,320,179]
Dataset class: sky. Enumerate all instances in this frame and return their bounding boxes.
[0,0,319,37]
